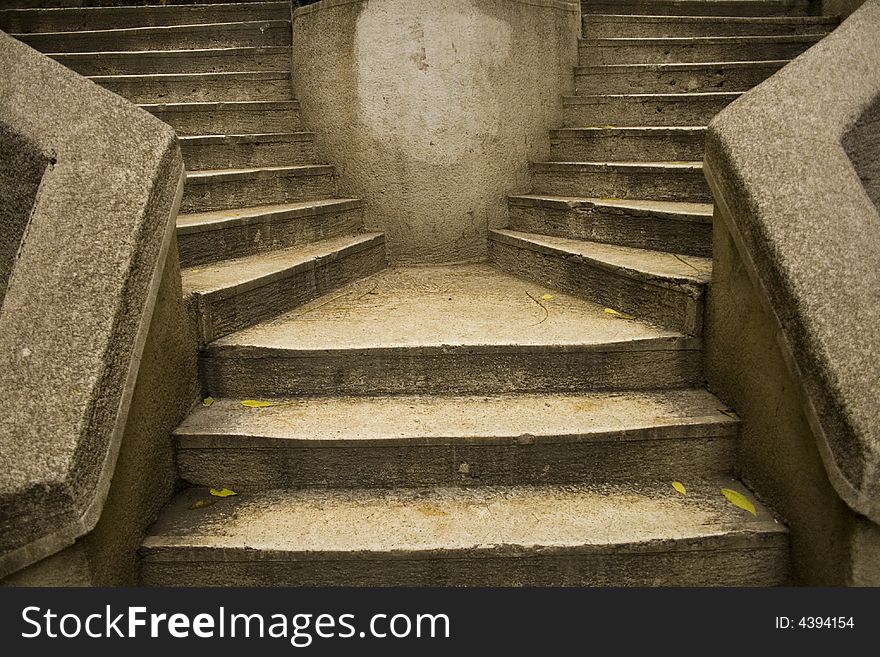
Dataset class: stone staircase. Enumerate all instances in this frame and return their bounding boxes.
[1,0,838,586]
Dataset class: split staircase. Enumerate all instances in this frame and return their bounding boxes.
[1,0,838,585]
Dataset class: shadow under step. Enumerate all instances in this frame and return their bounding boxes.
[12,19,291,52]
[176,389,737,490]
[582,14,837,38]
[575,60,788,95]
[142,100,301,135]
[564,92,740,127]
[489,229,711,335]
[507,194,713,257]
[177,198,364,267]
[49,46,291,75]
[88,70,292,103]
[182,164,335,214]
[179,132,316,170]
[578,34,826,65]
[183,232,386,343]
[0,1,288,33]
[530,161,711,203]
[141,481,789,586]
[201,263,703,397]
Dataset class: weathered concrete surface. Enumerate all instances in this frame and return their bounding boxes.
[822,0,867,16]
[0,32,190,579]
[141,481,789,586]
[292,0,580,264]
[704,0,880,581]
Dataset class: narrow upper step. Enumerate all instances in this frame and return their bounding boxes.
[175,388,738,489]
[581,0,812,16]
[141,100,302,135]
[550,126,707,162]
[88,70,293,103]
[49,46,292,75]
[564,92,742,127]
[582,14,838,38]
[141,480,789,586]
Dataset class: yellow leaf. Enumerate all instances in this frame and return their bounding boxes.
[190,499,215,510]
[241,400,274,408]
[541,294,554,301]
[722,488,757,516]
[202,396,214,407]
[672,481,687,495]
[718,407,738,420]
[604,307,636,320]
[209,488,238,498]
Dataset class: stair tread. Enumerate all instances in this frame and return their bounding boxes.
[176,388,737,445]
[532,160,703,170]
[576,59,790,72]
[185,164,332,181]
[552,126,707,135]
[177,198,361,233]
[491,229,712,284]
[142,479,786,555]
[581,33,828,45]
[87,69,290,80]
[140,99,298,110]
[182,232,383,298]
[586,14,835,23]
[566,91,742,101]
[178,131,314,145]
[508,194,713,219]
[207,262,690,352]
[45,45,290,56]
[10,18,289,37]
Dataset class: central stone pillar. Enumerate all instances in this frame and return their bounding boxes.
[292,0,580,263]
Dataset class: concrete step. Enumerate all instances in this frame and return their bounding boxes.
[564,92,740,127]
[489,229,711,335]
[13,19,290,52]
[583,14,837,38]
[50,46,291,75]
[183,232,386,343]
[507,195,713,258]
[575,60,787,94]
[0,1,288,33]
[4,1,279,7]
[179,131,316,171]
[581,0,812,16]
[177,198,364,267]
[182,164,335,213]
[530,161,711,203]
[551,127,706,162]
[201,263,703,397]
[579,34,825,65]
[142,100,301,136]
[141,481,789,586]
[175,389,737,490]
[89,70,291,103]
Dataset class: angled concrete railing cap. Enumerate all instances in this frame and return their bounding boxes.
[0,32,184,577]
[704,0,880,523]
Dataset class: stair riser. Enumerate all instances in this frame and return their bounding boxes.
[178,206,364,267]
[490,237,704,335]
[145,105,302,136]
[16,21,290,52]
[202,345,703,397]
[141,536,789,586]
[181,137,316,171]
[580,40,821,65]
[582,1,811,17]
[176,430,734,490]
[182,171,335,214]
[0,2,288,32]
[550,131,704,162]
[583,18,834,38]
[564,96,736,127]
[190,240,386,342]
[575,64,784,95]
[507,202,712,258]
[53,49,291,75]
[95,75,292,104]
[531,168,711,204]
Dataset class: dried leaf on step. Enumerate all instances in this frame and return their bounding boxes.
[210,488,238,498]
[241,400,274,408]
[672,481,687,495]
[718,408,738,420]
[541,294,554,301]
[721,488,757,516]
[604,308,636,320]
[190,499,215,510]
[202,396,214,407]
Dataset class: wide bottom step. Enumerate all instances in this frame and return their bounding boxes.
[141,481,788,586]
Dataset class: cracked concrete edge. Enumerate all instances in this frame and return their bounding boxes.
[0,33,186,579]
[702,0,880,525]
